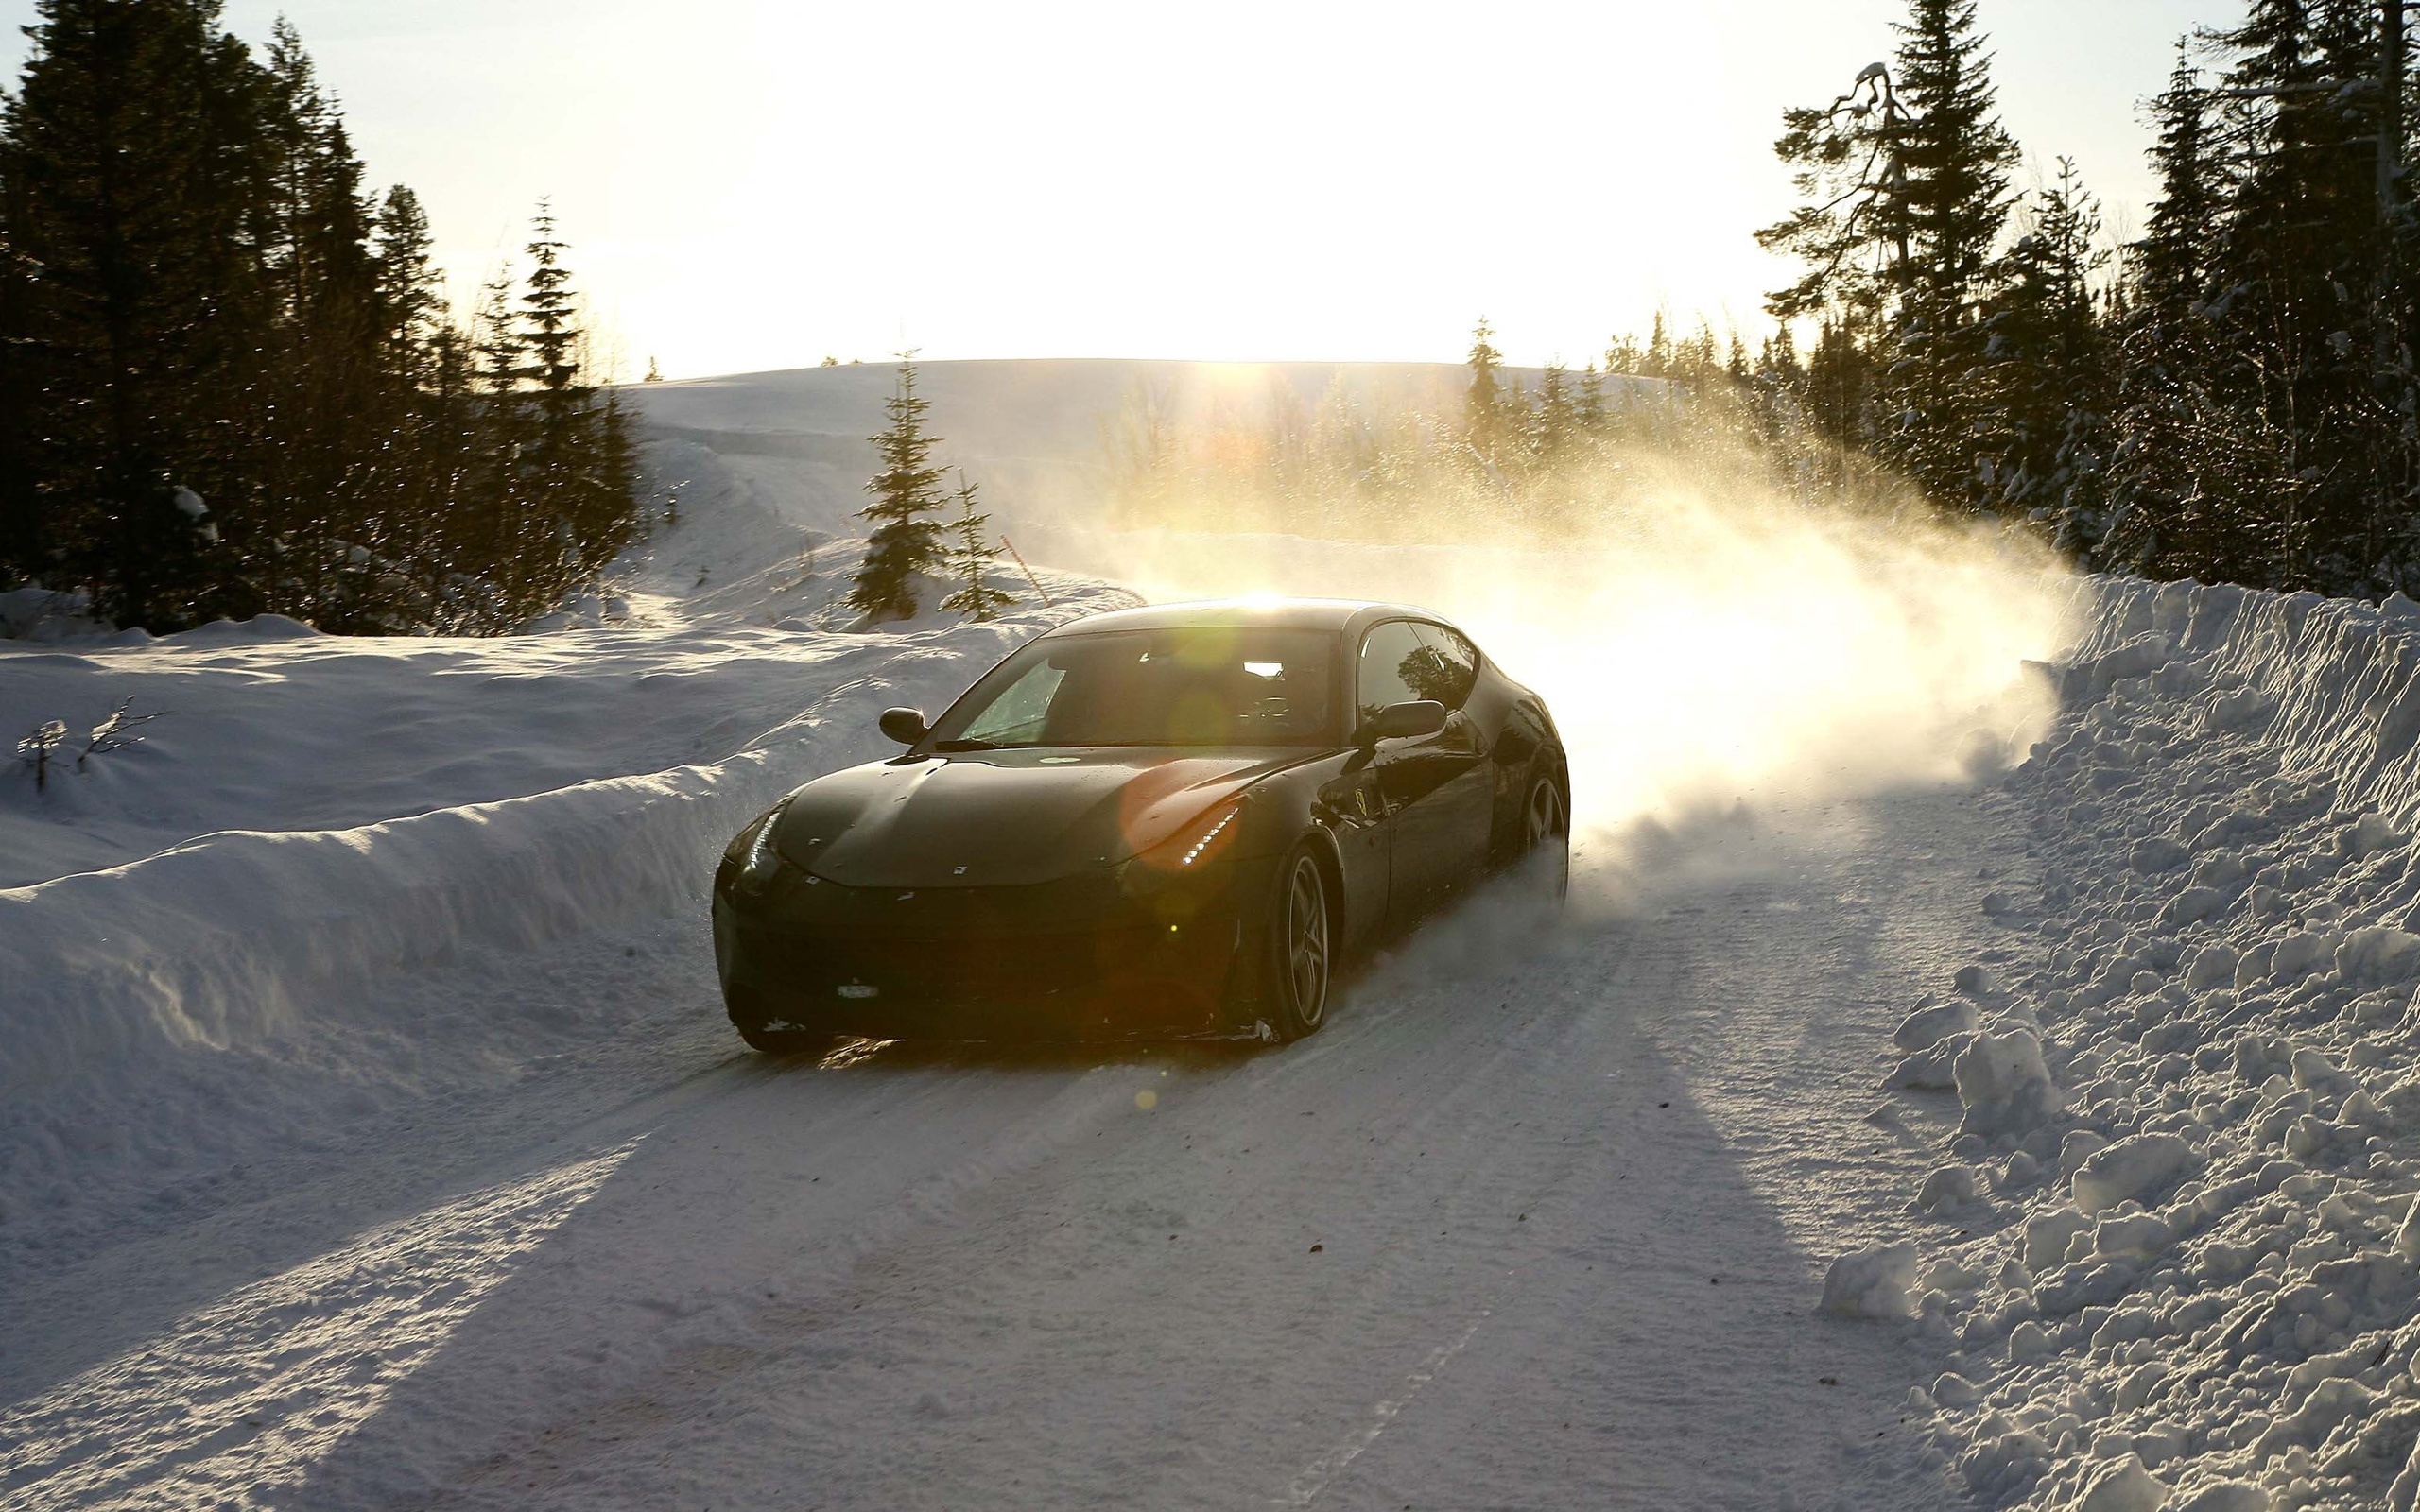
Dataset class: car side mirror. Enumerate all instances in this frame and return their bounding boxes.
[878,707,929,745]
[1364,699,1447,743]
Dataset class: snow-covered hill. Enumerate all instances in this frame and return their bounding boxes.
[632,359,1484,543]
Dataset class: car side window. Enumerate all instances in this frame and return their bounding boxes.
[1357,621,1430,730]
[1409,624,1479,711]
[962,661,1064,745]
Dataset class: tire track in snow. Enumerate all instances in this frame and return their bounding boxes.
[1281,1308,1489,1506]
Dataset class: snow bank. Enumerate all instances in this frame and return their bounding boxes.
[0,607,1140,1236]
[1,754,776,1104]
[1881,574,2420,1510]
[0,585,121,644]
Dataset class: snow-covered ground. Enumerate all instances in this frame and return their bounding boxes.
[7,361,2409,1510]
[1866,579,2420,1512]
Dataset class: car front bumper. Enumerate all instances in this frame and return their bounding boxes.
[712,856,1277,1041]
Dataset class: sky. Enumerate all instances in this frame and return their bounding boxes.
[0,0,2240,380]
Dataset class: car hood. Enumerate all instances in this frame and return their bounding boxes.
[770,747,1305,888]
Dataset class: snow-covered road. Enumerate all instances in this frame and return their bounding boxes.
[1,363,2141,1509]
[0,785,1996,1510]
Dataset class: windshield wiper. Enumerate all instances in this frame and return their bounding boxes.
[933,738,1000,751]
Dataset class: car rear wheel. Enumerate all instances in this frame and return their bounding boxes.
[1523,772,1569,907]
[1266,847,1333,1041]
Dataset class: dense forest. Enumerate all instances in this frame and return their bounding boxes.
[10,0,2414,625]
[1108,0,2420,600]
[0,0,641,634]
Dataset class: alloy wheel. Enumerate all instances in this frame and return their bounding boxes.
[1287,854,1330,1029]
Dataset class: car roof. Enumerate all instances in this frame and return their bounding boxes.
[1039,597,1453,639]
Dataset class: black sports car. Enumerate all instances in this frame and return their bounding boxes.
[712,598,1567,1050]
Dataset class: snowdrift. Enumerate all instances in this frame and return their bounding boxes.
[1888,576,2420,1512]
[0,604,1130,1237]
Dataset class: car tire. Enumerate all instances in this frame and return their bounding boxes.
[1522,769,1569,908]
[1263,844,1336,1042]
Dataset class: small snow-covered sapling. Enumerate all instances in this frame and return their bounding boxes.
[16,719,67,791]
[16,696,168,789]
[78,696,168,769]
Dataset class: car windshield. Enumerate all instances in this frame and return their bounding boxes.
[927,627,1340,748]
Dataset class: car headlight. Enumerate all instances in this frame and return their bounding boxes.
[1119,800,1246,902]
[734,801,792,894]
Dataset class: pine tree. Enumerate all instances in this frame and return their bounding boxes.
[1875,0,2022,505]
[2107,48,2239,576]
[1978,160,2111,531]
[372,185,441,383]
[1879,0,2020,321]
[1530,361,1577,469]
[0,163,39,586]
[2135,44,2217,327]
[937,473,1015,622]
[1462,318,1513,460]
[849,357,950,621]
[1757,71,1901,326]
[1759,0,2018,508]
[2,0,274,628]
[1576,363,1607,432]
[518,204,580,400]
[255,21,396,624]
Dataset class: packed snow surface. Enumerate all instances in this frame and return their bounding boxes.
[15,361,2418,1509]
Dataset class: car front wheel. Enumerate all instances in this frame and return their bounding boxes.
[1264,846,1333,1041]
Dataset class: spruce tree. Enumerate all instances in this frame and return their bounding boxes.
[1978,160,2110,532]
[1530,361,1577,468]
[509,206,637,616]
[2135,45,2218,326]
[0,169,38,586]
[1462,318,1513,460]
[1875,0,2021,506]
[1576,363,1607,432]
[372,185,441,383]
[938,473,1015,622]
[2,0,273,628]
[1880,0,2020,322]
[518,204,580,399]
[1645,312,1674,377]
[1760,0,2017,508]
[256,21,393,624]
[849,358,950,622]
[2106,47,2244,577]
[515,203,580,606]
